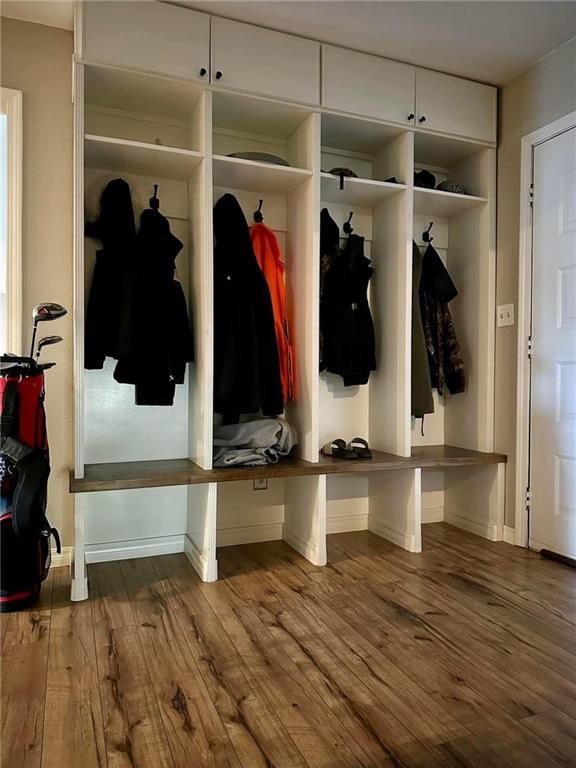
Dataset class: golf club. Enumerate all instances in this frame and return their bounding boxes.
[35,335,63,362]
[29,303,67,359]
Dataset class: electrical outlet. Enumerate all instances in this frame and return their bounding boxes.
[497,304,514,327]
[253,478,268,491]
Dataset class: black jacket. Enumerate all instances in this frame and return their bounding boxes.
[85,179,194,405]
[213,194,283,420]
[320,209,376,386]
[419,244,465,396]
[85,178,135,368]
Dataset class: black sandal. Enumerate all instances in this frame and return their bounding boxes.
[321,439,359,459]
[346,437,372,459]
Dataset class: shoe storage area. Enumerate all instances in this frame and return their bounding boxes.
[69,4,506,600]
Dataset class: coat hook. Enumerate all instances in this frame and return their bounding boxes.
[150,184,160,210]
[343,211,354,236]
[422,221,434,243]
[253,199,264,223]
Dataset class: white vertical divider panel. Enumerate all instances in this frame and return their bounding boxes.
[185,483,218,581]
[71,61,88,600]
[369,133,413,457]
[185,91,217,582]
[73,61,85,477]
[444,463,505,541]
[283,111,326,567]
[369,468,422,552]
[446,148,496,452]
[284,475,327,565]
[285,112,321,461]
[188,90,213,469]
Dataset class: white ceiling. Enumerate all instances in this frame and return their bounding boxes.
[2,1,575,86]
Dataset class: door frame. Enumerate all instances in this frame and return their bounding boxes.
[0,87,23,355]
[515,109,576,547]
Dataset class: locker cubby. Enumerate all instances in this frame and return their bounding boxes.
[212,106,319,462]
[321,112,409,183]
[411,153,495,454]
[84,63,204,150]
[212,91,316,171]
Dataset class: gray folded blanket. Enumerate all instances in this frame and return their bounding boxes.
[213,418,297,467]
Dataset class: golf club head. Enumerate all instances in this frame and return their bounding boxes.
[36,335,63,361]
[32,302,67,325]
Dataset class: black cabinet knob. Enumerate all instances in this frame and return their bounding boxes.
[215,70,223,80]
[199,67,207,77]
[407,113,415,121]
[418,115,427,123]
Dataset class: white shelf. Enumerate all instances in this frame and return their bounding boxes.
[321,172,405,207]
[413,187,487,218]
[85,63,201,123]
[213,154,312,194]
[85,134,203,180]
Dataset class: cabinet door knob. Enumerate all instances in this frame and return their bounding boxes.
[215,70,223,80]
[199,67,207,77]
[418,115,427,123]
[407,113,415,121]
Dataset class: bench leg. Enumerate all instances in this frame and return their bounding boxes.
[70,493,89,601]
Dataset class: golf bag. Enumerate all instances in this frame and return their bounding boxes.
[0,356,61,612]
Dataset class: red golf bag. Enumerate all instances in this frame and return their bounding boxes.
[0,356,60,611]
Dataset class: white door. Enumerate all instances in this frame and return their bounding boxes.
[530,126,576,558]
[415,69,496,143]
[322,45,416,126]
[210,17,320,105]
[83,2,210,83]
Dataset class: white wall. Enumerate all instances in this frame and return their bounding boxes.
[1,17,75,542]
[496,36,576,526]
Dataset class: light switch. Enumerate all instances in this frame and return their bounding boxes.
[497,304,514,327]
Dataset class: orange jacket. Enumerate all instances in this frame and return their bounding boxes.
[250,223,296,402]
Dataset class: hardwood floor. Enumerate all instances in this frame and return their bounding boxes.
[2,524,576,768]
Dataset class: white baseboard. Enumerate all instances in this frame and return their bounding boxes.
[503,525,516,545]
[51,545,73,568]
[444,508,500,541]
[184,535,218,582]
[422,506,444,524]
[368,516,420,553]
[85,534,185,564]
[217,522,283,548]
[327,513,368,534]
[283,525,325,566]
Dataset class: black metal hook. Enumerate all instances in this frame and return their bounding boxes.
[150,184,160,210]
[343,211,354,236]
[253,199,264,223]
[422,221,434,243]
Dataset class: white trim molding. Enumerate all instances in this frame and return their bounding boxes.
[0,87,23,355]
[516,109,576,548]
[503,525,516,545]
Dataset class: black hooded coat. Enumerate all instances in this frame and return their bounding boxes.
[85,179,194,405]
[319,208,376,386]
[213,193,283,420]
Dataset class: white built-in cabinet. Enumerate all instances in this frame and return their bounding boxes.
[322,45,496,143]
[211,17,320,105]
[321,45,416,127]
[69,1,505,601]
[82,1,210,83]
[415,69,497,143]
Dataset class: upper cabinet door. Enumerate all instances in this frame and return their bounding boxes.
[415,70,497,143]
[83,2,210,83]
[322,45,416,126]
[211,18,320,104]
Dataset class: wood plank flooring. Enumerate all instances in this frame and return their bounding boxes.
[2,524,576,768]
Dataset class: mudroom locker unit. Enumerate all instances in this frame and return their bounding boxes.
[68,1,506,600]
